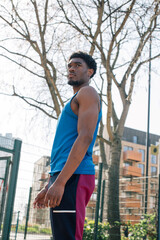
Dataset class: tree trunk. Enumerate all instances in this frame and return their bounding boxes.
[107,135,121,240]
[99,120,108,169]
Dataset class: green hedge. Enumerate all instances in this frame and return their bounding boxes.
[11,224,52,235]
[83,214,157,240]
[121,214,157,240]
[83,219,109,240]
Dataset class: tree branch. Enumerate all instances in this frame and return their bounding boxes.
[0,53,44,79]
[12,87,58,120]
[106,0,136,141]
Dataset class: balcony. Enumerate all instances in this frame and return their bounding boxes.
[123,183,142,193]
[121,214,141,224]
[150,189,157,195]
[123,150,142,162]
[121,198,141,208]
[87,200,96,208]
[123,166,141,177]
[39,173,48,181]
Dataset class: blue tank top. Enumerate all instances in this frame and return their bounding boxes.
[50,92,102,175]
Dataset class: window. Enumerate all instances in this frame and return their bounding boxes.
[123,146,128,152]
[90,193,97,201]
[151,166,157,177]
[129,146,133,150]
[151,155,157,164]
[150,183,154,190]
[121,192,125,198]
[94,150,100,156]
[138,149,145,162]
[38,165,41,172]
[123,146,133,152]
[133,136,138,143]
[150,196,155,208]
[141,195,145,206]
[137,195,142,200]
[46,158,50,166]
[138,163,145,176]
[126,192,132,197]
[142,180,145,192]
[95,179,98,185]
[126,209,132,214]
[155,183,157,190]
[124,162,132,167]
[95,165,99,170]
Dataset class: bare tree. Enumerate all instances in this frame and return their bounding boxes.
[0,0,160,239]
[0,0,67,119]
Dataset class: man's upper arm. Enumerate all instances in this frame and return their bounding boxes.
[77,87,100,139]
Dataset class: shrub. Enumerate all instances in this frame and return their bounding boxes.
[83,218,110,240]
[11,224,51,235]
[40,228,52,234]
[121,214,157,240]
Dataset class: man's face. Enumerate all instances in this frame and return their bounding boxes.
[67,58,92,86]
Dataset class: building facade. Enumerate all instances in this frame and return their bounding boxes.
[29,156,51,228]
[120,127,160,223]
[0,133,15,230]
[87,127,160,224]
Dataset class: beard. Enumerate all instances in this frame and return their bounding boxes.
[68,79,84,86]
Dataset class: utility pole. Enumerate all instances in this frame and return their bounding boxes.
[144,36,152,215]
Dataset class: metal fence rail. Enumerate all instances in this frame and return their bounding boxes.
[0,139,22,240]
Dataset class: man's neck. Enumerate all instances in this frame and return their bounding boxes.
[73,82,89,94]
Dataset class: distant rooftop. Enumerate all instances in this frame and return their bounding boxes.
[0,133,14,150]
[122,127,160,146]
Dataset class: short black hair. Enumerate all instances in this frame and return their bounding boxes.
[69,51,97,78]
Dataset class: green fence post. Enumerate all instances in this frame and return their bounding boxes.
[0,157,11,232]
[2,139,22,240]
[100,180,105,223]
[94,162,103,240]
[24,187,32,240]
[15,211,20,240]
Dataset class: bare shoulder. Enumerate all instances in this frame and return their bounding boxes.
[77,86,99,102]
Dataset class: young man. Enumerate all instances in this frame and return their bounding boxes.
[33,51,102,240]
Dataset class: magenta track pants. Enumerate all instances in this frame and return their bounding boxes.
[49,173,95,240]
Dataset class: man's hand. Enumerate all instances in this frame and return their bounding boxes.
[33,188,47,209]
[44,181,65,208]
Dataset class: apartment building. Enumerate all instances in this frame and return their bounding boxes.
[120,127,160,223]
[0,133,14,180]
[0,133,15,230]
[29,156,51,228]
[86,127,160,224]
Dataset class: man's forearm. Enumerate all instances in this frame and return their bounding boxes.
[43,177,50,191]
